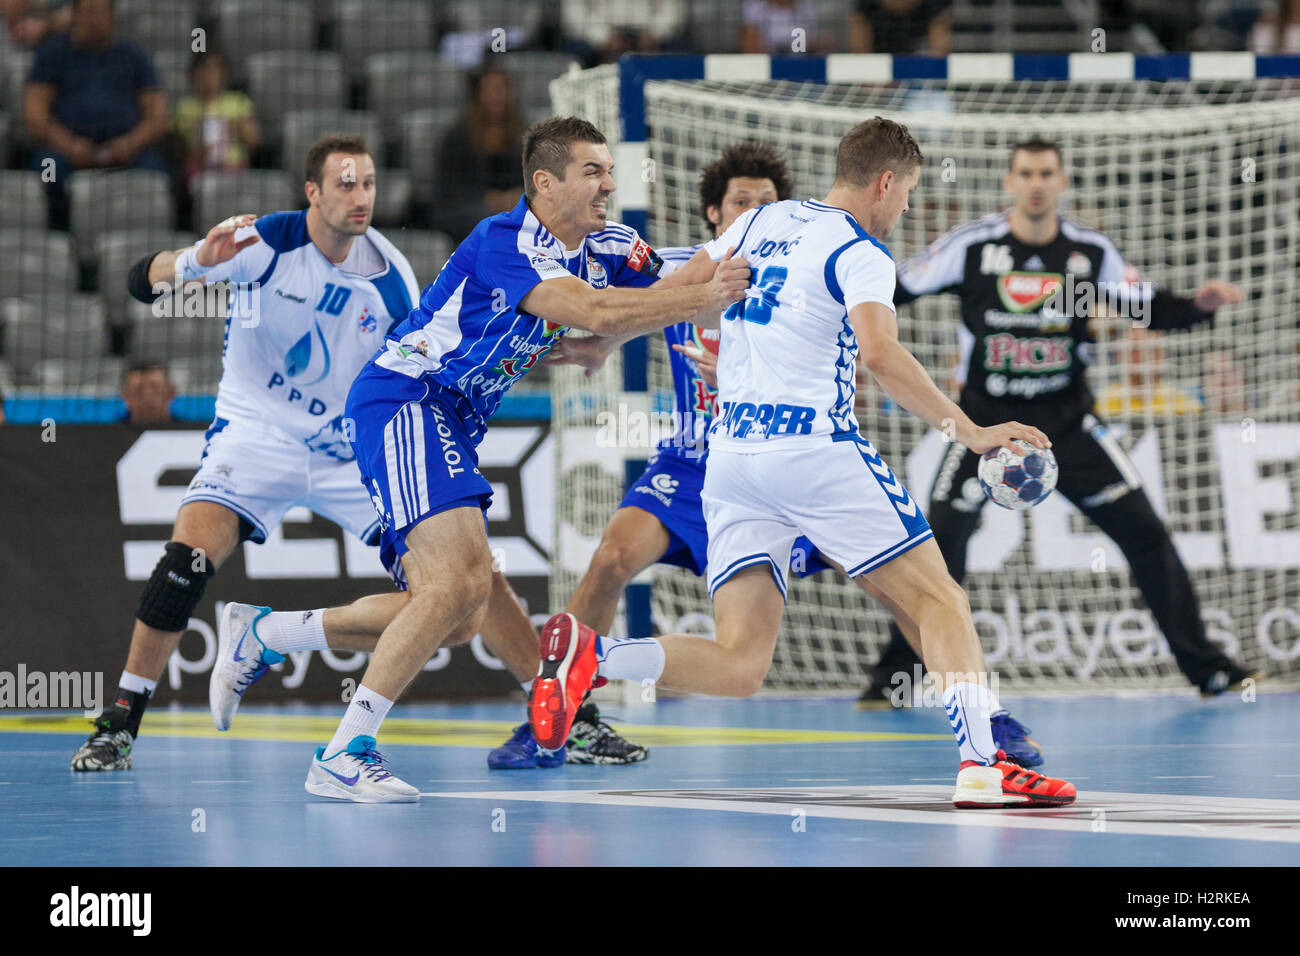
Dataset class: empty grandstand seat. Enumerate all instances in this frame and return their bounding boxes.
[498,52,579,116]
[98,229,201,326]
[0,170,49,235]
[373,168,412,227]
[0,234,77,300]
[245,50,348,148]
[126,296,228,368]
[280,109,383,177]
[1,293,109,386]
[116,0,201,54]
[441,0,544,47]
[364,53,466,142]
[192,169,298,232]
[336,0,435,66]
[69,169,173,265]
[383,229,453,287]
[398,108,459,206]
[150,49,196,107]
[215,0,317,79]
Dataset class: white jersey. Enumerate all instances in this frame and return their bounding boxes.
[703,199,896,453]
[194,210,419,460]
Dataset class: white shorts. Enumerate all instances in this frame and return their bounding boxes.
[703,435,934,600]
[181,417,382,547]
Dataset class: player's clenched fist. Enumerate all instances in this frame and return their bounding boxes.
[967,421,1051,454]
[196,213,261,268]
[707,246,750,308]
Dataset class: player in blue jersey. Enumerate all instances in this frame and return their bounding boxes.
[71,135,421,771]
[296,117,748,802]
[528,118,1078,808]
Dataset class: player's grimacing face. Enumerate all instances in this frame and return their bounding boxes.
[1005,150,1067,220]
[309,152,376,236]
[556,141,616,234]
[711,177,779,235]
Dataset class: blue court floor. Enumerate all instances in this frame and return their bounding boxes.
[2,693,1297,866]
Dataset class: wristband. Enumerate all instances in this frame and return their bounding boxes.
[127,250,166,303]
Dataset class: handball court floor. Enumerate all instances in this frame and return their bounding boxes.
[1,693,1297,866]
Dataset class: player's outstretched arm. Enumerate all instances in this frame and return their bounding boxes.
[852,301,1050,454]
[520,248,748,337]
[128,214,262,301]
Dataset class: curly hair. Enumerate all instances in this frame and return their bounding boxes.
[698,141,795,231]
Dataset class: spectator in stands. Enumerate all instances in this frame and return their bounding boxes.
[741,0,823,54]
[1,0,69,53]
[23,0,168,228]
[1095,326,1204,418]
[172,50,260,188]
[850,0,952,55]
[561,0,686,67]
[1250,0,1300,52]
[433,64,526,243]
[120,358,175,425]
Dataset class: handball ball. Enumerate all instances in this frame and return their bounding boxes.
[977,439,1058,510]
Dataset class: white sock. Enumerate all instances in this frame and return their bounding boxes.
[325,685,393,756]
[594,634,665,683]
[257,609,328,653]
[943,681,998,765]
[118,671,156,696]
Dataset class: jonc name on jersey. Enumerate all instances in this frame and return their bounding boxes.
[50,886,151,936]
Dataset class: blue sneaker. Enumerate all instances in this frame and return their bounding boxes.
[990,711,1043,767]
[488,722,566,769]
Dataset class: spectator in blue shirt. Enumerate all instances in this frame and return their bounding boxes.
[23,0,168,226]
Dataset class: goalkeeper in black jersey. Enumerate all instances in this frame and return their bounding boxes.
[859,138,1255,719]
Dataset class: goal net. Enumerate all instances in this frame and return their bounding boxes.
[551,61,1300,693]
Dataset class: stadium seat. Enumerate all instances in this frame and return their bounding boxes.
[0,171,46,235]
[0,293,109,387]
[398,108,460,207]
[335,0,435,66]
[215,0,317,80]
[0,234,76,299]
[441,0,544,48]
[126,296,228,370]
[192,169,298,232]
[280,109,383,178]
[3,50,32,121]
[150,49,196,107]
[116,0,201,54]
[364,53,466,144]
[384,229,453,287]
[98,229,201,327]
[69,169,173,266]
[686,0,745,54]
[245,51,348,148]
[498,52,579,116]
[373,168,412,227]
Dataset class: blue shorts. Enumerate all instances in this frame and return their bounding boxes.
[346,363,493,590]
[620,450,831,578]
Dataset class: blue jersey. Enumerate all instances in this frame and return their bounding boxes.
[373,196,664,426]
[657,244,719,460]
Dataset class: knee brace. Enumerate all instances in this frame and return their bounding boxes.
[135,541,216,632]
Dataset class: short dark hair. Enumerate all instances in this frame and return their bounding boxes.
[123,358,167,382]
[305,134,372,186]
[698,142,795,230]
[521,116,606,199]
[1010,137,1064,169]
[834,117,923,188]
[188,49,229,79]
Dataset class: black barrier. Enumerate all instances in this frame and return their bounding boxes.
[0,422,555,703]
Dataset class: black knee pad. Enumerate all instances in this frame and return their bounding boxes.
[135,541,215,632]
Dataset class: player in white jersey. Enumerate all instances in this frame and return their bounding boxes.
[70,135,423,771]
[528,118,1079,807]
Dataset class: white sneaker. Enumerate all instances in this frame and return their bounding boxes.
[210,602,284,731]
[305,736,419,804]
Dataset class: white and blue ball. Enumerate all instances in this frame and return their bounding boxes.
[977,439,1058,510]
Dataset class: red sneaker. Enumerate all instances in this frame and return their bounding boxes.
[529,613,600,751]
[952,750,1077,808]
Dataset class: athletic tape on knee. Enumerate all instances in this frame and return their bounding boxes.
[135,541,215,632]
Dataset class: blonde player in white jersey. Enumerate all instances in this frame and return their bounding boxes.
[529,118,1078,807]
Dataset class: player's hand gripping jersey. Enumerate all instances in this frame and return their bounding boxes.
[704,199,897,451]
[193,210,419,459]
[655,244,719,459]
[896,210,1211,428]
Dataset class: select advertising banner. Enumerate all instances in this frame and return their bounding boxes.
[0,422,554,704]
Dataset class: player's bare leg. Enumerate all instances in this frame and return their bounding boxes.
[566,506,672,634]
[72,501,242,770]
